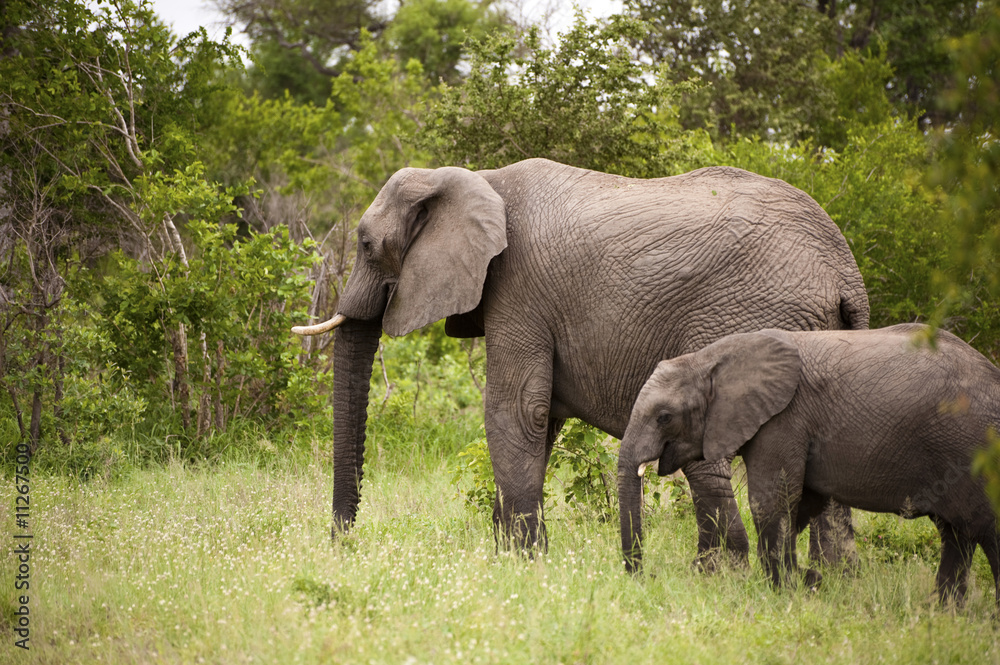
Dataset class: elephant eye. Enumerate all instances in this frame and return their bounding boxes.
[657,413,672,425]
[361,237,372,254]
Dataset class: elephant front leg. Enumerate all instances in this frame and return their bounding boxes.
[484,344,555,553]
[747,460,807,588]
[684,457,750,570]
[754,507,801,588]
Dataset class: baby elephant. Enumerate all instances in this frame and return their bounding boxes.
[618,323,1000,604]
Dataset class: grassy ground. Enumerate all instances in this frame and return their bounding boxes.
[2,450,999,664]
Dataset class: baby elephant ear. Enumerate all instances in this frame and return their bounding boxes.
[702,332,802,461]
[383,167,507,337]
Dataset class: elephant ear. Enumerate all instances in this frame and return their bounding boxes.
[383,167,507,337]
[701,332,802,461]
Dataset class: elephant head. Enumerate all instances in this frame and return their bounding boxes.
[292,166,507,534]
[617,332,802,572]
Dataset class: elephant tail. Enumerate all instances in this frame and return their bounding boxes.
[838,287,870,331]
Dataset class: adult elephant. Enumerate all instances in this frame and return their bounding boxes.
[292,158,869,566]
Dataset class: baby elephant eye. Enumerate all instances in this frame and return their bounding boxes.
[657,413,672,425]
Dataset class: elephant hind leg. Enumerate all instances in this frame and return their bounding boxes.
[974,526,1000,609]
[806,498,858,568]
[933,517,976,606]
[795,488,828,533]
[795,489,838,587]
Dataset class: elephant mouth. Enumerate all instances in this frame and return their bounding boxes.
[655,443,686,477]
[637,459,660,477]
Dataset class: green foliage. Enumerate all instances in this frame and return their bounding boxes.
[0,0,255,457]
[451,431,495,512]
[242,38,337,106]
[928,0,1000,360]
[423,13,714,177]
[626,0,981,135]
[547,421,618,518]
[329,35,433,191]
[215,0,386,103]
[814,48,898,150]
[219,0,506,100]
[384,0,508,85]
[369,322,485,472]
[627,0,835,141]
[90,221,323,427]
[856,513,941,564]
[291,575,337,607]
[833,0,979,124]
[59,362,148,444]
[203,34,432,312]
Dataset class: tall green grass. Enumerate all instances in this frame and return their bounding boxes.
[3,441,998,664]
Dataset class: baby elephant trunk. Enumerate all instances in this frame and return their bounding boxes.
[618,456,646,574]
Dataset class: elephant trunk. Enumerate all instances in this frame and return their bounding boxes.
[331,317,382,535]
[618,451,646,574]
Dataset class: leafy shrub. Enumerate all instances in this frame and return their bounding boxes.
[451,430,494,513]
[856,513,941,564]
[547,421,619,519]
[423,13,713,177]
[87,221,323,431]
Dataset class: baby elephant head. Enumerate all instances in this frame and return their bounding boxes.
[617,331,802,572]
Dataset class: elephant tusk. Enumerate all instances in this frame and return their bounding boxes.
[637,460,659,477]
[291,313,349,336]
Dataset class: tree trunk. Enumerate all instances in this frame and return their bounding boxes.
[29,379,42,455]
[52,328,69,446]
[0,331,25,439]
[27,310,47,454]
[196,331,211,437]
[214,339,225,432]
[162,214,193,432]
[170,322,190,431]
[331,318,382,535]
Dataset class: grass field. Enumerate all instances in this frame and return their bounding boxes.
[3,443,999,664]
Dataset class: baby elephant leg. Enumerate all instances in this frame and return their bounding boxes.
[754,512,798,587]
[745,436,808,587]
[977,530,1000,609]
[933,517,976,606]
[748,470,805,587]
[795,489,836,587]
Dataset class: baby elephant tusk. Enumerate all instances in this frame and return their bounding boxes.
[637,460,659,477]
[291,313,348,336]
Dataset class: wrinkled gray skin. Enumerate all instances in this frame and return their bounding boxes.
[620,323,1000,604]
[303,158,870,563]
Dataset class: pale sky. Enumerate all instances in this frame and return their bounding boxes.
[148,0,626,44]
